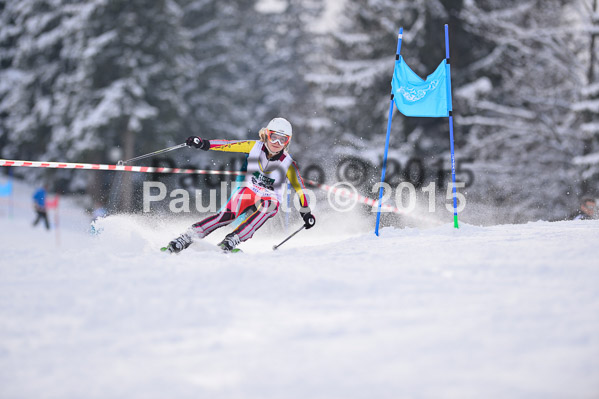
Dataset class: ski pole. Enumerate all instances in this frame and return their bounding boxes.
[117,143,187,165]
[272,225,305,251]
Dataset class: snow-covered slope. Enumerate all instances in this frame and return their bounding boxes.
[1,179,598,398]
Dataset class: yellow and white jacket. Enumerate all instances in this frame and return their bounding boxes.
[207,139,310,210]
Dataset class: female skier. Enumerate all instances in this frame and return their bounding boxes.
[163,117,316,253]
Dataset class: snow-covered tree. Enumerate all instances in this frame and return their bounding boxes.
[456,0,593,221]
[1,0,595,221]
[180,0,322,144]
[0,0,192,167]
[572,0,599,194]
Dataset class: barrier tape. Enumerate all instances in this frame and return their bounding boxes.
[306,179,407,215]
[1,158,417,217]
[0,159,243,175]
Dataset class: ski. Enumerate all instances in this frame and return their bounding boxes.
[160,246,242,254]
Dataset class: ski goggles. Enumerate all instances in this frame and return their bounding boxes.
[267,130,291,145]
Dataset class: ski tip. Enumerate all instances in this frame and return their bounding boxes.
[223,248,243,253]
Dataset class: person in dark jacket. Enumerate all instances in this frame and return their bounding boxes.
[32,185,50,230]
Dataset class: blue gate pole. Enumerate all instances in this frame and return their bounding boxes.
[375,27,403,236]
[445,24,459,229]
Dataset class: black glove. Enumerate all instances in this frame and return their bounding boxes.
[302,211,316,229]
[186,136,209,150]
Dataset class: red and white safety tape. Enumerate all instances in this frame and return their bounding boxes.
[310,180,441,222]
[306,179,407,215]
[0,159,243,175]
[0,158,410,216]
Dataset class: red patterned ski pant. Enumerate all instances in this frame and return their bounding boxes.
[190,186,279,242]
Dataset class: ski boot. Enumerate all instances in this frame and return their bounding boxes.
[161,233,192,254]
[218,233,241,253]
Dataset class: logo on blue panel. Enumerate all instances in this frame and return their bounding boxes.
[397,80,439,102]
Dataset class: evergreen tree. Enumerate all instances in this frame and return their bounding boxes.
[0,0,192,164]
[456,0,590,221]
[571,0,599,195]
[181,0,322,143]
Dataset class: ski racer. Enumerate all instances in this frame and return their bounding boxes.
[163,117,316,253]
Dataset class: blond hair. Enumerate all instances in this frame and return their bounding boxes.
[258,128,268,143]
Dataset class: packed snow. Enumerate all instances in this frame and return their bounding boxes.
[1,178,599,399]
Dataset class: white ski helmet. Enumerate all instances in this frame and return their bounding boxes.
[266,117,292,138]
